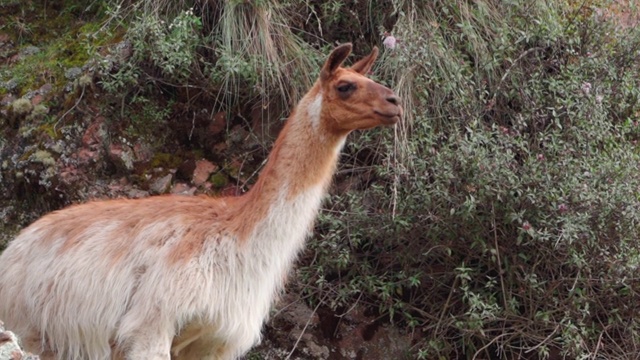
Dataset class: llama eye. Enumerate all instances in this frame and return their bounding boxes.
[336,83,355,94]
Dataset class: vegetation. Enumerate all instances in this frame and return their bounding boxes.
[2,0,640,358]
[301,1,640,358]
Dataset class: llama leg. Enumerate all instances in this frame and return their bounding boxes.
[174,336,234,360]
[172,334,220,360]
[19,329,43,355]
[19,329,55,360]
[174,327,261,360]
[121,330,172,360]
[117,314,174,360]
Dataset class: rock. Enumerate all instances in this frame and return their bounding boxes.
[115,40,133,61]
[227,125,248,144]
[58,165,81,187]
[1,94,16,106]
[20,46,40,56]
[132,142,153,164]
[176,159,196,181]
[64,67,82,80]
[81,118,106,149]
[2,79,17,92]
[171,182,197,196]
[219,185,242,197]
[108,143,134,172]
[211,142,228,155]
[127,189,149,198]
[76,148,97,165]
[0,321,40,360]
[304,340,330,359]
[23,90,36,100]
[192,159,218,186]
[38,83,52,95]
[30,95,43,106]
[76,118,107,167]
[336,316,413,360]
[207,111,227,136]
[150,173,173,194]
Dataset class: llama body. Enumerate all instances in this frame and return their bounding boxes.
[0,44,401,359]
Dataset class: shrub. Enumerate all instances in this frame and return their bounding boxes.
[299,0,640,358]
[100,0,318,124]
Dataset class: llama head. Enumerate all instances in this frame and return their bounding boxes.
[316,43,402,133]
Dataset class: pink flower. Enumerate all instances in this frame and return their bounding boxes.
[558,203,568,213]
[383,35,397,50]
[581,82,592,95]
[522,221,532,231]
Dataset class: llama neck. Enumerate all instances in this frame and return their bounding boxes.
[232,88,347,244]
[255,92,346,199]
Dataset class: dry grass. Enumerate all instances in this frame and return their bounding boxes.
[214,0,317,109]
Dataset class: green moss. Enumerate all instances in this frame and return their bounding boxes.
[209,172,228,188]
[19,148,36,162]
[10,98,33,115]
[1,9,121,97]
[26,104,49,121]
[32,150,55,166]
[77,74,93,88]
[37,122,61,140]
[150,153,183,169]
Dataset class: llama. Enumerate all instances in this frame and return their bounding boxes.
[0,43,401,360]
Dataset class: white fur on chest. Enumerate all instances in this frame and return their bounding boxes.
[188,185,326,345]
[239,184,325,301]
[250,183,325,275]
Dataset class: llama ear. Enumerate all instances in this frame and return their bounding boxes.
[350,46,379,75]
[321,43,353,81]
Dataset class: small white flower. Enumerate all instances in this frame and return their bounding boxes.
[581,82,592,95]
[383,35,397,50]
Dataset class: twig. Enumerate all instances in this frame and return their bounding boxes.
[285,292,328,360]
[434,276,458,336]
[472,333,512,360]
[239,157,268,191]
[188,111,196,141]
[55,85,86,133]
[524,324,559,354]
[591,327,606,360]
[492,203,509,312]
[336,292,363,319]
[490,47,543,105]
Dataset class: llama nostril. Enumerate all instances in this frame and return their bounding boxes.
[386,96,400,105]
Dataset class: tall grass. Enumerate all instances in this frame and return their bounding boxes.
[103,0,318,125]
[213,0,317,110]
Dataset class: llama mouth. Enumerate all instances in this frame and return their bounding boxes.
[375,111,401,124]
